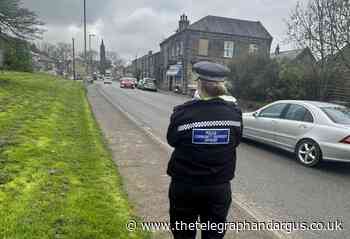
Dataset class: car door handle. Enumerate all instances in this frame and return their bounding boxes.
[299,124,308,129]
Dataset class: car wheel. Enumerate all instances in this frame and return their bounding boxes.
[295,139,322,167]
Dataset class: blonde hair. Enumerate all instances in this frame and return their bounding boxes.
[199,80,228,98]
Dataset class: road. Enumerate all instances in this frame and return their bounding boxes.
[98,82,350,239]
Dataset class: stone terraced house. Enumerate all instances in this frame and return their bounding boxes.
[159,14,273,94]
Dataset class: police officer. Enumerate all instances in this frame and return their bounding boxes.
[167,61,242,239]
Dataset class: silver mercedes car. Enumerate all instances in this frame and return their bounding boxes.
[243,100,350,167]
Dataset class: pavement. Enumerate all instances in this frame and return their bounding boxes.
[88,81,350,239]
[87,84,278,239]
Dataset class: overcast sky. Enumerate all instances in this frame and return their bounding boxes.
[23,0,300,62]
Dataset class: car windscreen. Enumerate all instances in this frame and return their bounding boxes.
[144,79,155,84]
[321,107,350,124]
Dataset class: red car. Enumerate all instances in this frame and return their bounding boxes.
[120,78,136,89]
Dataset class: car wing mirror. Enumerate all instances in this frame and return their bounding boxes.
[253,112,259,118]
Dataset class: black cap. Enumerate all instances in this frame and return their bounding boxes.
[193,61,230,82]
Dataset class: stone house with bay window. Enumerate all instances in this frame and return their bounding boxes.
[159,15,273,94]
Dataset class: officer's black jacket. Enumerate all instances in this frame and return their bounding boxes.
[167,97,243,185]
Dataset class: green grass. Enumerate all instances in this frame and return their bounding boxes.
[0,72,149,239]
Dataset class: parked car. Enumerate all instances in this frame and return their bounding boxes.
[120,77,136,89]
[137,79,145,89]
[242,100,350,167]
[103,76,112,84]
[142,78,157,91]
[92,72,97,81]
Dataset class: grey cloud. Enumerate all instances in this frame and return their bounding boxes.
[23,0,107,25]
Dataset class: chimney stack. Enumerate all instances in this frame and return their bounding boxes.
[184,15,190,28]
[178,14,190,32]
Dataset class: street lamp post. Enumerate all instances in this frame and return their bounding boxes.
[83,0,87,83]
[89,33,96,74]
[72,38,76,80]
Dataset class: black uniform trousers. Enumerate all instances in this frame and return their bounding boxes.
[169,180,232,239]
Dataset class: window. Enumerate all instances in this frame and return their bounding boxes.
[198,39,209,56]
[284,104,314,122]
[224,41,234,58]
[249,44,259,55]
[321,106,350,124]
[304,111,314,123]
[259,103,288,119]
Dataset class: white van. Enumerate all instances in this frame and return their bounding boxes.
[104,70,113,84]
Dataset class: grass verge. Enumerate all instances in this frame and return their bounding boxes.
[0,72,149,239]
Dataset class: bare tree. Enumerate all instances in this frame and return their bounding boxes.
[0,0,44,40]
[286,0,350,98]
[324,0,350,68]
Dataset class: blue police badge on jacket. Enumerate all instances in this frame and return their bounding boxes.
[192,129,230,145]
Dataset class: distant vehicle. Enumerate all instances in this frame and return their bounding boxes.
[76,74,82,80]
[243,100,350,167]
[120,77,136,89]
[105,70,113,79]
[87,76,94,84]
[141,78,157,91]
[103,75,112,84]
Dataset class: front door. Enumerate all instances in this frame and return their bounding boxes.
[251,103,289,144]
[275,104,315,150]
